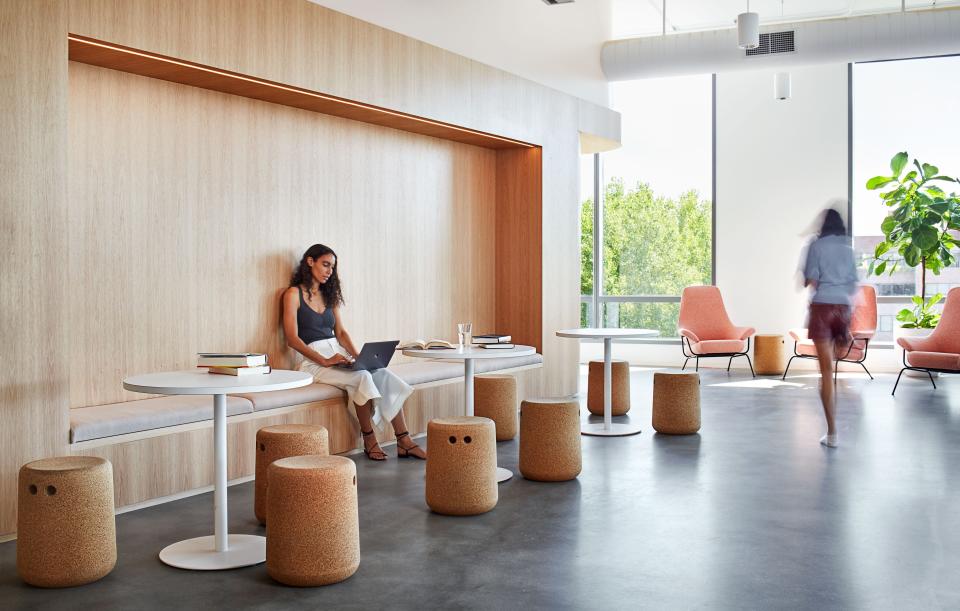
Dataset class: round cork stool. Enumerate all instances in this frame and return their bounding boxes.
[754,334,786,376]
[474,375,518,441]
[255,424,329,525]
[266,455,359,586]
[652,372,701,435]
[519,398,582,481]
[587,359,631,416]
[425,417,497,516]
[17,456,116,587]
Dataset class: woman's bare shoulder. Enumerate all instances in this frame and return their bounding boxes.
[282,286,300,305]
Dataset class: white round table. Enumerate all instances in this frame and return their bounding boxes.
[123,369,313,570]
[402,345,536,482]
[556,328,659,436]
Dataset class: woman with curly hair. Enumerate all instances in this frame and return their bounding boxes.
[281,244,425,460]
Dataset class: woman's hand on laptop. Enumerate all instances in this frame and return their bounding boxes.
[324,353,352,367]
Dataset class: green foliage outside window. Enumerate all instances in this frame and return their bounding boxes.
[580,178,712,336]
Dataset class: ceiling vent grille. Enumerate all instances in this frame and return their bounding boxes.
[745,31,795,56]
[542,0,575,5]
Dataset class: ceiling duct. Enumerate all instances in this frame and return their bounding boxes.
[602,8,960,80]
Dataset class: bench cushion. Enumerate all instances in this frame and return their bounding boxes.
[232,383,344,412]
[70,395,254,443]
[390,361,465,385]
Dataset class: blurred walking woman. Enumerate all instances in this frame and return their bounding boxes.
[802,209,859,448]
[282,244,426,460]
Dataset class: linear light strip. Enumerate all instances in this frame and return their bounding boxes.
[67,35,534,149]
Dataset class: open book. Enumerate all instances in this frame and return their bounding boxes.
[397,339,455,350]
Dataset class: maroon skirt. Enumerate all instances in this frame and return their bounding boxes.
[807,303,851,342]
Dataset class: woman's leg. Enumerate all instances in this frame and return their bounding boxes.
[813,339,837,440]
[390,409,426,458]
[356,400,387,460]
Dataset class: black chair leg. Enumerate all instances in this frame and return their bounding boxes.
[892,368,906,395]
[727,356,733,372]
[928,370,937,389]
[859,362,874,380]
[782,356,796,381]
[833,360,839,384]
[695,357,699,372]
[744,354,756,378]
[682,357,690,371]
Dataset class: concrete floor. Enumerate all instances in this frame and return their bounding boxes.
[2,367,959,610]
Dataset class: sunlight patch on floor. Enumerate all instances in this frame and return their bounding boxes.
[707,379,807,389]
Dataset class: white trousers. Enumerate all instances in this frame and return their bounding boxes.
[297,338,413,426]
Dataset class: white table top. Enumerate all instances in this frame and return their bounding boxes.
[556,328,660,340]
[402,345,536,360]
[123,369,314,395]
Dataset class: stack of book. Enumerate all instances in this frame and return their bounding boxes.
[198,353,271,376]
[473,334,513,349]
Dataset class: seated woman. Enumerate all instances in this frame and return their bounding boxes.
[282,243,426,461]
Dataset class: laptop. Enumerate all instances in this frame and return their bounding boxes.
[337,340,399,372]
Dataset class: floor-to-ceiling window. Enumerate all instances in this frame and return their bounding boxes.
[852,55,960,340]
[580,74,714,336]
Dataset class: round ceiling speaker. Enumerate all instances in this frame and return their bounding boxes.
[737,12,760,50]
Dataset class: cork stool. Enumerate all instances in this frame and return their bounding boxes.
[425,417,497,516]
[587,359,631,416]
[474,374,518,440]
[255,424,329,524]
[17,456,116,587]
[519,398,582,481]
[652,372,701,434]
[266,455,359,586]
[754,334,786,376]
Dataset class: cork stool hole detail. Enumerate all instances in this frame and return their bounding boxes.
[46,485,56,496]
[448,436,457,444]
[464,436,472,444]
[259,443,265,451]
[352,475,356,486]
[28,484,37,495]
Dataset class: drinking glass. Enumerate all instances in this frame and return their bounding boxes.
[457,322,472,349]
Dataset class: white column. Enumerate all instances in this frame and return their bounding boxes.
[464,358,475,417]
[213,393,228,552]
[603,337,612,430]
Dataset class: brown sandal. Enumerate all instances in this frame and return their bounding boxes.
[361,429,387,461]
[395,431,426,460]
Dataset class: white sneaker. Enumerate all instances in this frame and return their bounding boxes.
[820,434,838,448]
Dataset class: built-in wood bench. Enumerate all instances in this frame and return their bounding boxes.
[69,355,543,447]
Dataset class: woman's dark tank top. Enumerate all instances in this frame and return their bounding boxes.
[297,288,336,344]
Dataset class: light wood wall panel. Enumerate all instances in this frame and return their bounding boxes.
[0,0,69,536]
[68,62,497,408]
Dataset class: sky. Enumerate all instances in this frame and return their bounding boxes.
[852,55,960,237]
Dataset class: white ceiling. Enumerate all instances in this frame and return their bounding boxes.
[611,0,959,38]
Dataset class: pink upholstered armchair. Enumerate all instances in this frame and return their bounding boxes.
[893,286,960,394]
[678,286,756,377]
[783,285,877,382]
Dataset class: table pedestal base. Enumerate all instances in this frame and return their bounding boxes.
[496,467,513,483]
[159,534,265,570]
[581,422,642,437]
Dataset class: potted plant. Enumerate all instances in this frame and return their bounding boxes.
[867,152,960,363]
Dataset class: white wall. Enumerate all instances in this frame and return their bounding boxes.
[583,64,870,372]
[309,0,612,107]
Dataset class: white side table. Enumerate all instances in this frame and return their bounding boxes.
[556,328,659,436]
[123,369,313,570]
[402,345,536,482]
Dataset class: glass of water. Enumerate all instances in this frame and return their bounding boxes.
[457,322,473,349]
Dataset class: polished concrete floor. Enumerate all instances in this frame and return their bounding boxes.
[2,366,959,610]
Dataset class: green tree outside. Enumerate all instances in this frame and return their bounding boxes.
[581,178,712,336]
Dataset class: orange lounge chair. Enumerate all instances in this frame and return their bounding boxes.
[678,286,756,377]
[893,286,960,395]
[782,285,877,382]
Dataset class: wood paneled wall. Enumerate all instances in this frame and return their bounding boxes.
[0,0,618,535]
[67,61,497,408]
[0,0,70,538]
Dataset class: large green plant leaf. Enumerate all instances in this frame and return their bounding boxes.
[891,152,909,177]
[912,225,939,251]
[903,245,921,267]
[880,216,897,235]
[867,176,895,190]
[923,163,939,178]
